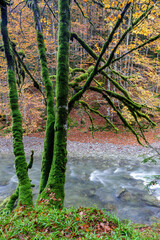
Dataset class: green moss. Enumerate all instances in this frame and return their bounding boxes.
[68,116,78,129]
[18,49,25,58]
[92,100,100,110]
[71,32,101,62]
[74,72,88,82]
[80,100,118,132]
[4,150,35,212]
[30,0,55,197]
[70,67,86,75]
[8,73,33,206]
[40,0,70,208]
[36,31,55,195]
[4,187,19,213]
[1,4,33,207]
[70,66,95,88]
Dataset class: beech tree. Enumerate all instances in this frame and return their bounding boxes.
[0,0,160,211]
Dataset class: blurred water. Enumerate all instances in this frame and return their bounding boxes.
[0,137,160,224]
[64,156,160,224]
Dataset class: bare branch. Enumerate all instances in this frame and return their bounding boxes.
[99,3,155,72]
[10,1,25,13]
[73,0,102,38]
[111,33,160,64]
[43,0,58,22]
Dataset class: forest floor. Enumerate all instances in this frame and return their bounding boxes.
[67,120,160,146]
[25,108,160,146]
[1,205,160,239]
[0,85,159,146]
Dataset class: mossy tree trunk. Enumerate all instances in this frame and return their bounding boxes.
[40,0,70,208]
[29,0,55,197]
[0,1,33,208]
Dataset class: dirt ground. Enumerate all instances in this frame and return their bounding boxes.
[68,125,160,145]
[25,108,160,146]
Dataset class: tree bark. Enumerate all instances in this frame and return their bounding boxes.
[41,0,70,208]
[30,0,55,197]
[1,1,33,208]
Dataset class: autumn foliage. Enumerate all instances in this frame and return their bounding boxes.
[0,0,159,134]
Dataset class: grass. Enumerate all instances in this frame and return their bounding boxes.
[1,205,160,239]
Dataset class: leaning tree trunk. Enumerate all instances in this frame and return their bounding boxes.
[0,1,33,208]
[40,0,70,208]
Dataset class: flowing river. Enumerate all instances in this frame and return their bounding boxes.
[0,136,160,224]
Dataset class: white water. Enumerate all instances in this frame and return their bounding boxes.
[130,170,160,200]
[0,137,160,224]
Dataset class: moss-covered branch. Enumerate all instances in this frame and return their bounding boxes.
[69,3,131,112]
[11,44,44,96]
[81,104,95,138]
[69,66,94,87]
[69,67,86,76]
[68,70,96,112]
[101,71,131,100]
[68,63,139,113]
[3,150,35,212]
[27,150,34,169]
[90,86,141,110]
[79,100,118,132]
[101,91,143,145]
[88,85,156,145]
[109,67,131,82]
[70,32,103,62]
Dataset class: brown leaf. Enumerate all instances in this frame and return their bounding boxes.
[104,225,112,232]
[99,222,104,228]
[79,211,84,216]
[61,230,65,235]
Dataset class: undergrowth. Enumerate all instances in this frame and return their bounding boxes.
[0,205,160,239]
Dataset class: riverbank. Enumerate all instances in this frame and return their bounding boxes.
[22,121,160,146]
[0,125,160,228]
[0,132,159,158]
[0,132,160,224]
[1,204,160,239]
